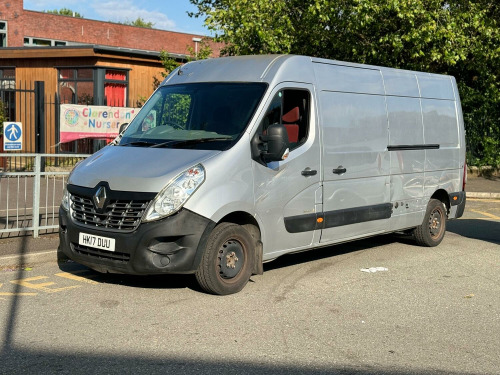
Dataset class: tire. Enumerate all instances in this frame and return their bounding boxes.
[195,223,254,295]
[57,245,70,263]
[413,199,447,247]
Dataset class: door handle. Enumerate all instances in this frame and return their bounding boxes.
[301,168,317,177]
[332,166,346,175]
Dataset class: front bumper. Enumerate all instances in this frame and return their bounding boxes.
[59,207,216,275]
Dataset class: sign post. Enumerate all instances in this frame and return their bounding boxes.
[3,122,23,151]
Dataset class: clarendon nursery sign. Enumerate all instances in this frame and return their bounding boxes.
[60,104,138,143]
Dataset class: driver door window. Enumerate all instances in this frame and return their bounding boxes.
[261,89,310,150]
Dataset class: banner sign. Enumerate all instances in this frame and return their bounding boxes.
[60,104,138,143]
[3,122,23,151]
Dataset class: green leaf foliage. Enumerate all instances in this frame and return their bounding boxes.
[190,0,500,166]
[119,17,155,28]
[45,8,83,18]
[156,38,213,90]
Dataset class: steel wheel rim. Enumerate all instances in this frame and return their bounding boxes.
[429,207,444,239]
[218,239,245,279]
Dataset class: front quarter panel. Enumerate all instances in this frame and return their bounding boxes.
[183,134,255,223]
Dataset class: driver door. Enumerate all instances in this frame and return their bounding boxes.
[252,84,322,259]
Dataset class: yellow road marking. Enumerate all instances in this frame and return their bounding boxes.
[55,271,99,285]
[0,282,37,296]
[10,276,81,293]
[470,209,500,220]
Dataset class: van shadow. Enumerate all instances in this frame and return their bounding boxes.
[263,233,415,272]
[57,261,200,292]
[58,234,417,292]
[447,219,500,245]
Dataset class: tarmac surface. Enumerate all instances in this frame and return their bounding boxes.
[465,174,500,198]
[0,175,498,264]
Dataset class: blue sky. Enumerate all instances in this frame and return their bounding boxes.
[24,0,209,35]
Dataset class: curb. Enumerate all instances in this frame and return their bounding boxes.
[0,250,56,267]
[467,192,500,199]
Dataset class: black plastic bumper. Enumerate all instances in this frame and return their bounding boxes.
[59,207,216,275]
[449,191,466,219]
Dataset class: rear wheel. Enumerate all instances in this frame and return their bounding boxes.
[414,199,447,247]
[195,223,254,295]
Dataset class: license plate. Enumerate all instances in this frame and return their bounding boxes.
[78,232,116,252]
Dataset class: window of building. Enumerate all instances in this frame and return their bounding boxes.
[0,21,7,47]
[58,67,129,153]
[59,68,94,104]
[24,37,67,47]
[0,68,16,121]
[0,67,15,89]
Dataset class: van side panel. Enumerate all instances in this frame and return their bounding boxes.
[313,63,385,95]
[386,96,425,175]
[417,75,462,211]
[383,71,420,97]
[315,62,463,241]
[385,94,426,229]
[314,63,391,243]
[421,99,461,171]
[417,74,455,100]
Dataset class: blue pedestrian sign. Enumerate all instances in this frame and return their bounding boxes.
[3,122,23,150]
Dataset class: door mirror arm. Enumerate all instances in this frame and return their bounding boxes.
[119,123,129,134]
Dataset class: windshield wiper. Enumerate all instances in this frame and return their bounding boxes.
[151,137,233,148]
[120,140,158,147]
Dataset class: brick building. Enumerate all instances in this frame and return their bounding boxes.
[0,0,220,54]
[0,0,220,154]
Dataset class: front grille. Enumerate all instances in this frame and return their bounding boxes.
[70,194,150,232]
[72,243,130,262]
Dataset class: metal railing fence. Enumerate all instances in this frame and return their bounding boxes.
[0,153,90,238]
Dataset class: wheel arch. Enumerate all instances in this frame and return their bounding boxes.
[217,211,263,275]
[431,189,450,214]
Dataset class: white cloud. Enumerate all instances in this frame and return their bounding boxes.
[92,1,176,30]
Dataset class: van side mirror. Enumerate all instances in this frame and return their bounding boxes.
[119,123,129,134]
[260,123,290,162]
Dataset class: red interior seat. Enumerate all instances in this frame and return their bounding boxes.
[282,107,300,143]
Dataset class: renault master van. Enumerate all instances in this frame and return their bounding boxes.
[59,55,466,295]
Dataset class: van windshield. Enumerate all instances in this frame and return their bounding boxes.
[119,82,267,150]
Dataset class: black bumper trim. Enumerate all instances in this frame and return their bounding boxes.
[284,203,393,233]
[450,191,466,219]
[59,207,216,275]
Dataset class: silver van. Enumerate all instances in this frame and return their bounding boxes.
[59,55,466,295]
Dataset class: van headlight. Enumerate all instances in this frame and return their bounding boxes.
[143,164,205,222]
[61,186,70,211]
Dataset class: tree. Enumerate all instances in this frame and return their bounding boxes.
[45,8,83,18]
[154,38,213,90]
[189,0,500,166]
[120,17,155,28]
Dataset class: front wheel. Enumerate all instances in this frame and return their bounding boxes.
[195,223,254,295]
[413,199,447,247]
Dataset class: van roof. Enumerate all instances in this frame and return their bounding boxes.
[162,55,303,85]
[161,54,455,96]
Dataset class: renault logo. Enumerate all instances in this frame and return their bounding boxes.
[93,186,107,211]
